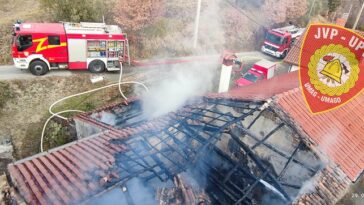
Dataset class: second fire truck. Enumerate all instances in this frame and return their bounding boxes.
[261,25,304,59]
[12,22,129,75]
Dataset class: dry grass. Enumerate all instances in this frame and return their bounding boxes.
[0,74,136,159]
[0,0,43,24]
[0,0,44,65]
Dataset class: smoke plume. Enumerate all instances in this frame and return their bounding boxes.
[141,62,216,119]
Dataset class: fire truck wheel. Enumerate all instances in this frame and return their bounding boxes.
[29,60,49,76]
[88,60,105,73]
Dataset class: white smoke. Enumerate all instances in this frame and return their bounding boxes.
[141,62,216,119]
[194,0,225,53]
[295,172,320,200]
[139,0,228,119]
[91,178,156,205]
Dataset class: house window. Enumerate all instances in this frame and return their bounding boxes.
[48,36,60,45]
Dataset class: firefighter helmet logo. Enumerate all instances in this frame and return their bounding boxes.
[300,24,364,114]
[308,44,359,96]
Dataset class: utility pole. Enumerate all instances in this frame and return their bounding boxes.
[193,0,202,49]
[353,1,364,30]
[308,0,317,23]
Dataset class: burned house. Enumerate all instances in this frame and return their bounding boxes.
[6,72,363,205]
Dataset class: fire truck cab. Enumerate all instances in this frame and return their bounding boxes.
[261,25,304,59]
[12,22,129,75]
[235,59,276,87]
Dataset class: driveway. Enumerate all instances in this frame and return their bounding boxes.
[0,51,289,81]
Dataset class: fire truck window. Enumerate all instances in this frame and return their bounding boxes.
[48,36,60,45]
[17,35,32,51]
[283,37,288,44]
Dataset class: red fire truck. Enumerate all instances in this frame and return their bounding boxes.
[261,25,304,59]
[235,59,276,87]
[12,22,129,75]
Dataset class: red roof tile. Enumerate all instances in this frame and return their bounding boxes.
[208,71,299,100]
[275,88,364,181]
[212,70,364,181]
[283,36,304,66]
[8,131,126,205]
[294,165,351,204]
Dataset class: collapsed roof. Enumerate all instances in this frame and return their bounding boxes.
[7,70,363,204]
[9,96,322,205]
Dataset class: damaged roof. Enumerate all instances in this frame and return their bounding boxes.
[8,97,323,205]
[8,72,364,204]
[208,71,299,101]
[212,70,364,181]
[275,87,364,181]
[8,130,128,205]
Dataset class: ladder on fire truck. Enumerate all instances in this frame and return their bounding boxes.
[272,25,304,39]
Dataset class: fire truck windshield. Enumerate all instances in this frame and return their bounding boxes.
[16,35,32,51]
[243,72,258,82]
[265,32,284,45]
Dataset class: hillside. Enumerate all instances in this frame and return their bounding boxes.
[0,0,44,64]
[0,0,311,65]
[1,0,362,65]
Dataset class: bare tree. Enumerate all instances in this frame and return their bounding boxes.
[328,0,341,12]
[113,0,164,31]
[261,0,308,24]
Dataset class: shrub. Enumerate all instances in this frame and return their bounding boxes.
[113,0,164,31]
[0,81,13,110]
[40,0,113,22]
[0,23,13,65]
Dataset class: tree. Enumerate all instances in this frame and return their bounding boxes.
[328,0,341,12]
[113,0,164,31]
[286,0,308,21]
[40,0,112,22]
[260,0,308,24]
[261,0,290,24]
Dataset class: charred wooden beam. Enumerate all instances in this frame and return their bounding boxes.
[127,146,165,182]
[236,124,316,173]
[140,136,186,175]
[197,161,240,202]
[278,141,302,179]
[163,129,197,157]
[251,123,285,149]
[201,159,248,196]
[279,182,301,189]
[149,131,191,162]
[212,145,260,182]
[246,110,264,129]
[233,170,270,205]
[228,131,291,202]
[203,97,264,109]
[139,140,174,180]
[189,107,234,122]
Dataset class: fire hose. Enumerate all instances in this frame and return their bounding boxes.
[41,63,149,152]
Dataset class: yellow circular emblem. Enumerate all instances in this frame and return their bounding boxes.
[308,44,359,96]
